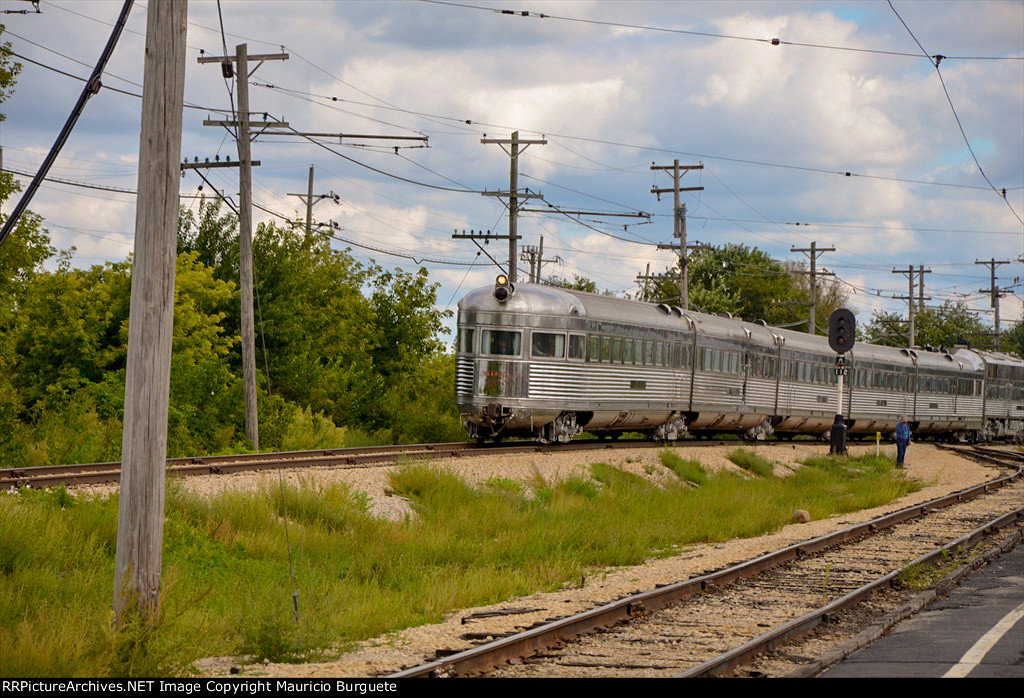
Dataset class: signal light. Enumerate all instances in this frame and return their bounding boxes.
[828,308,856,354]
[494,274,513,302]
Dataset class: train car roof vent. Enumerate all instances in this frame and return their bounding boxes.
[670,306,683,317]
[656,304,671,314]
[715,311,733,320]
[944,353,955,361]
[754,319,767,326]
[900,348,910,356]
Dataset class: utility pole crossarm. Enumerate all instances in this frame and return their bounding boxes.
[181,160,257,170]
[650,159,703,310]
[203,119,288,128]
[791,242,836,336]
[976,258,1013,348]
[261,131,427,143]
[475,133,547,283]
[650,186,704,194]
[197,52,289,63]
[519,208,650,218]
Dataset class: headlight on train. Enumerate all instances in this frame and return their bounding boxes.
[494,274,514,302]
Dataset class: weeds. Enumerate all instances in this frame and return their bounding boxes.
[727,449,776,477]
[659,451,708,485]
[1,456,923,676]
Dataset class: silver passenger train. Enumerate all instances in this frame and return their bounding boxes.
[455,279,1024,444]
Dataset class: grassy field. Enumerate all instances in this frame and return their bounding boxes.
[0,450,919,676]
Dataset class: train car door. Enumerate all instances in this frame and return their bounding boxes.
[741,350,751,405]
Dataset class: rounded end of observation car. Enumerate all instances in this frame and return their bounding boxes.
[458,281,587,317]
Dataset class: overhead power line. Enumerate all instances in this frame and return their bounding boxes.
[887,0,1024,227]
[254,80,1019,195]
[0,0,136,248]
[420,0,1024,61]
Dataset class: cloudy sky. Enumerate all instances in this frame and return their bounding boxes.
[2,0,1022,340]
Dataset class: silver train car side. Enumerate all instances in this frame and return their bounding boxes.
[455,281,1024,443]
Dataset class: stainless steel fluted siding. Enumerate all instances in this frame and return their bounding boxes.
[456,357,474,397]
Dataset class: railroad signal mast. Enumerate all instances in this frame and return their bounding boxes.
[828,309,856,456]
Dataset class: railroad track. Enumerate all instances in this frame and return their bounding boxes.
[0,437,719,489]
[389,448,1024,678]
[2,439,1016,491]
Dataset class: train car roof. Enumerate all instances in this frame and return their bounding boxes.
[458,284,1012,373]
[973,350,1024,367]
[458,283,588,318]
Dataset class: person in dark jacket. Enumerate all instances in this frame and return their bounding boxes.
[895,416,911,468]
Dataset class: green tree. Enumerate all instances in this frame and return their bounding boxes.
[643,244,847,329]
[1000,320,1023,357]
[249,222,373,426]
[864,301,990,349]
[544,274,599,294]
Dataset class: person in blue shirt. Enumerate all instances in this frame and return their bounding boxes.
[895,416,911,468]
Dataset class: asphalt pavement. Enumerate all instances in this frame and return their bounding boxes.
[823,544,1024,678]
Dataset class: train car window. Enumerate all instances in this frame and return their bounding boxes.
[621,338,633,364]
[568,334,586,360]
[611,337,622,363]
[654,342,664,367]
[646,341,655,366]
[588,335,599,362]
[531,332,565,359]
[601,336,611,363]
[481,329,521,356]
[458,328,474,354]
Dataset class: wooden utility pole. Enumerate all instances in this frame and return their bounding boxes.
[114,0,187,621]
[480,132,546,282]
[976,258,1013,348]
[287,165,339,241]
[917,264,931,312]
[892,265,929,349]
[651,161,703,309]
[199,44,288,450]
[791,241,836,335]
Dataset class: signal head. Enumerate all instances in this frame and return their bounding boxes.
[493,274,513,302]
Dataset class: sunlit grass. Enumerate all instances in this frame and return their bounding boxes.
[1,454,921,676]
[727,448,776,477]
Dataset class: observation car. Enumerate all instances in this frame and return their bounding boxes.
[455,278,1024,444]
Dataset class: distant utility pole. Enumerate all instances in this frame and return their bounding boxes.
[114,0,187,622]
[519,236,562,283]
[892,265,930,349]
[791,241,836,335]
[480,131,547,282]
[287,165,339,240]
[651,160,703,309]
[917,264,931,312]
[976,258,1013,349]
[635,263,675,304]
[198,44,288,451]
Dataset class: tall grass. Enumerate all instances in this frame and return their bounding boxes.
[659,451,708,485]
[727,448,776,477]
[0,454,920,676]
